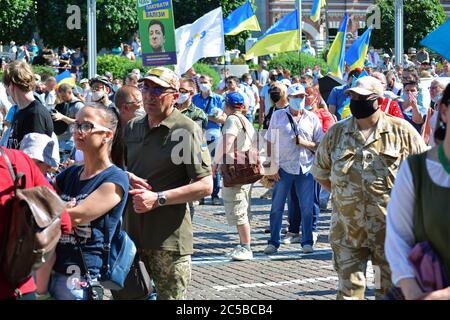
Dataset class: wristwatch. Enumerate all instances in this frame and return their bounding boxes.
[157,192,167,207]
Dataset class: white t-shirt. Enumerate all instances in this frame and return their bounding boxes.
[385,158,450,285]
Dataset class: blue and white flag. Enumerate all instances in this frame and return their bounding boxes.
[175,7,225,75]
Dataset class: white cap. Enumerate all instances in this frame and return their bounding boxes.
[287,83,307,96]
[345,76,384,97]
[20,133,60,168]
[383,53,390,58]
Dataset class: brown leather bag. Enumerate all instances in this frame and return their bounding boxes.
[221,114,262,187]
[0,148,65,288]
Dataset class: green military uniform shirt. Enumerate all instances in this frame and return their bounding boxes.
[180,103,208,130]
[311,112,427,248]
[124,108,211,255]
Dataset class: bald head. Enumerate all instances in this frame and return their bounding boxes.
[115,85,141,111]
[115,85,143,125]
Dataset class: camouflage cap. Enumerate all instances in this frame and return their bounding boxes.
[143,67,180,90]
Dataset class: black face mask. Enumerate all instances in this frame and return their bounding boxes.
[269,75,277,82]
[350,99,378,119]
[270,92,281,103]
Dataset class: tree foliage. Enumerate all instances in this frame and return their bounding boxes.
[0,0,36,44]
[370,0,446,51]
[268,52,328,77]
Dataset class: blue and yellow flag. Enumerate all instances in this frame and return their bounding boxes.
[55,70,76,88]
[245,9,300,59]
[327,14,349,79]
[420,18,450,62]
[310,0,326,23]
[345,27,373,71]
[223,0,261,36]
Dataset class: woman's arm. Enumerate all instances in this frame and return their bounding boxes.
[68,182,123,226]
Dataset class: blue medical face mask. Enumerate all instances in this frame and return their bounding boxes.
[289,97,305,111]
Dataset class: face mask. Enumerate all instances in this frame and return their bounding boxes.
[305,105,313,111]
[134,107,146,118]
[199,83,211,93]
[269,75,277,82]
[270,92,281,103]
[112,85,121,92]
[369,49,374,53]
[289,98,305,111]
[277,75,283,81]
[91,90,105,102]
[177,92,190,105]
[350,99,378,119]
[313,70,318,76]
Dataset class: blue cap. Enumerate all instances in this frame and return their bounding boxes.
[225,92,245,108]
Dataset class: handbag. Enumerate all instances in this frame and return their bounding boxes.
[0,147,65,289]
[221,114,262,187]
[110,253,153,300]
[99,214,137,290]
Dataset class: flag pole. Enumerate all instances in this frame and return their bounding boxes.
[296,0,302,69]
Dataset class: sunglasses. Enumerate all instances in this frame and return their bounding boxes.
[69,122,112,134]
[139,84,177,97]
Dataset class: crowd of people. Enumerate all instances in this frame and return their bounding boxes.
[0,41,449,301]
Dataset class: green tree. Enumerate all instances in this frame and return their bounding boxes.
[36,0,138,49]
[0,0,36,44]
[370,0,446,51]
[36,0,88,48]
[172,0,219,28]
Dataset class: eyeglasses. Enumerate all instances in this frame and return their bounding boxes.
[69,122,112,134]
[139,84,177,97]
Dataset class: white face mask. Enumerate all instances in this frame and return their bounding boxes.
[177,92,190,105]
[199,83,211,93]
[91,90,105,102]
[134,107,146,118]
[289,97,305,111]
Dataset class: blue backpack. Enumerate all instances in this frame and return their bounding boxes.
[99,214,136,291]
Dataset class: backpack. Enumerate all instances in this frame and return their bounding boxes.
[0,148,65,289]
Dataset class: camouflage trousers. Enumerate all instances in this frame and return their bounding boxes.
[139,249,191,300]
[331,242,392,300]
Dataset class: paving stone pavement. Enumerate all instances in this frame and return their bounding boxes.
[186,183,376,300]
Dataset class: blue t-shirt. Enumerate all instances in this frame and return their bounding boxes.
[192,92,224,141]
[327,84,350,121]
[54,165,129,277]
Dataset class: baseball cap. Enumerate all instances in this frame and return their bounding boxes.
[225,92,245,108]
[383,53,390,59]
[345,76,384,97]
[20,133,60,168]
[142,67,180,90]
[287,83,307,96]
[80,78,89,85]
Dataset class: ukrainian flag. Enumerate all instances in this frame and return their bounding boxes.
[327,14,348,79]
[310,0,326,23]
[223,0,261,36]
[55,70,76,88]
[345,27,373,71]
[245,9,300,59]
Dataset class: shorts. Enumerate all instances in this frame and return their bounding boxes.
[222,184,251,226]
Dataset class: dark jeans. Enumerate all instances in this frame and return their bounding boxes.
[207,139,220,199]
[287,179,321,234]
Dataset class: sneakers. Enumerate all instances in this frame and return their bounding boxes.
[282,232,301,244]
[302,244,314,254]
[225,245,241,257]
[212,197,221,206]
[263,244,278,255]
[230,246,253,261]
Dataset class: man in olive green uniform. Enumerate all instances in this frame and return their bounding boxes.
[311,76,427,300]
[124,67,213,300]
[176,78,208,130]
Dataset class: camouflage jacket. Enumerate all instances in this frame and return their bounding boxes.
[181,104,208,130]
[311,112,427,247]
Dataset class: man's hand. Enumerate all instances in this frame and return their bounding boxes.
[409,92,418,109]
[267,172,280,182]
[129,189,158,213]
[51,110,65,121]
[127,171,152,190]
